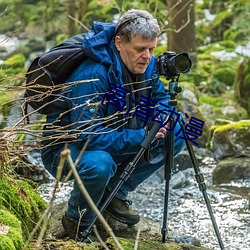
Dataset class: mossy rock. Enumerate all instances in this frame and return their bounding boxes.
[29,237,211,250]
[198,92,248,123]
[0,174,47,239]
[209,120,250,160]
[0,209,24,250]
[213,157,250,184]
[43,202,211,250]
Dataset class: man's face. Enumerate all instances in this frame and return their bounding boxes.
[115,35,157,74]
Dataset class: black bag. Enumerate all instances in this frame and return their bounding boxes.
[24,34,86,115]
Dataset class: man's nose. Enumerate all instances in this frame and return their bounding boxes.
[142,49,151,59]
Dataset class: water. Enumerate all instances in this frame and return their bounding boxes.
[38,157,250,250]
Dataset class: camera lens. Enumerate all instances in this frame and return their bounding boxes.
[174,53,192,73]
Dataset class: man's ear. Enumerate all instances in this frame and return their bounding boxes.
[115,36,122,51]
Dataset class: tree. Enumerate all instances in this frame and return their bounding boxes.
[166,0,196,62]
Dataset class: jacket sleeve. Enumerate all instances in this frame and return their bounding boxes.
[65,61,146,156]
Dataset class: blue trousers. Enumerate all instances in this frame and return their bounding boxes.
[41,132,185,226]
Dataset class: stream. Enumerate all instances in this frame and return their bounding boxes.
[38,153,250,250]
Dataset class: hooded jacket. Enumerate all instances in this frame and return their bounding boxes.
[43,21,170,156]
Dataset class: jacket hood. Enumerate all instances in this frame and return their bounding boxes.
[82,21,116,65]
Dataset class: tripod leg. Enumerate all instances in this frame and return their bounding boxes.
[162,117,175,243]
[180,124,225,250]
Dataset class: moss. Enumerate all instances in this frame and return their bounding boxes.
[0,209,21,229]
[0,235,16,250]
[199,95,224,107]
[213,67,235,86]
[106,237,208,250]
[212,120,250,133]
[217,40,237,51]
[209,120,250,151]
[0,174,47,239]
[7,228,24,249]
[0,209,24,249]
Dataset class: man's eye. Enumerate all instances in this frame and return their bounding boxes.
[136,48,144,52]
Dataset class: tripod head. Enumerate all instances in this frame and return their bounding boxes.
[168,76,182,106]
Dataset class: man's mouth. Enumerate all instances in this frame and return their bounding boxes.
[138,62,148,66]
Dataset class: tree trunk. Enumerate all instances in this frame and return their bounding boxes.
[167,0,196,62]
[67,0,77,36]
[78,0,88,20]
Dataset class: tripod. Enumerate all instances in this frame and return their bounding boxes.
[82,78,225,250]
[161,77,225,249]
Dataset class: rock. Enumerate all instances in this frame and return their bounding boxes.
[170,168,193,189]
[181,89,199,105]
[44,201,212,250]
[209,120,250,160]
[213,157,250,184]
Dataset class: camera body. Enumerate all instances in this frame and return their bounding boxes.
[156,51,192,79]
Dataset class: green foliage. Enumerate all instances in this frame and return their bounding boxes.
[234,57,250,115]
[1,54,25,69]
[0,54,26,84]
[196,0,250,47]
[154,44,167,57]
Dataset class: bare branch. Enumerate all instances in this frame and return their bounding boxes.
[62,148,124,250]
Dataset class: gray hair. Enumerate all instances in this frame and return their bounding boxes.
[115,9,160,43]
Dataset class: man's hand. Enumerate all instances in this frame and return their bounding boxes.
[153,117,169,141]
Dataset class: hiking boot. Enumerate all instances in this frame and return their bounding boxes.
[105,196,140,225]
[61,213,97,243]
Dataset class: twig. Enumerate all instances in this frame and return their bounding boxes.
[93,225,110,250]
[68,14,89,31]
[134,219,142,250]
[61,148,124,250]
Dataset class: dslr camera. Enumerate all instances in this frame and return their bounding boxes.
[156,51,192,79]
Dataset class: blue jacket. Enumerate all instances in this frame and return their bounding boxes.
[44,21,170,156]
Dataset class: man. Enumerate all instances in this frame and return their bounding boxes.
[41,9,185,241]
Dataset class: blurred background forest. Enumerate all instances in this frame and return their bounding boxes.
[0,0,250,131]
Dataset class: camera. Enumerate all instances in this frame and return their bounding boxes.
[156,51,192,79]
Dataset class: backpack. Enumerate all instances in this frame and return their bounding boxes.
[24,34,87,115]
